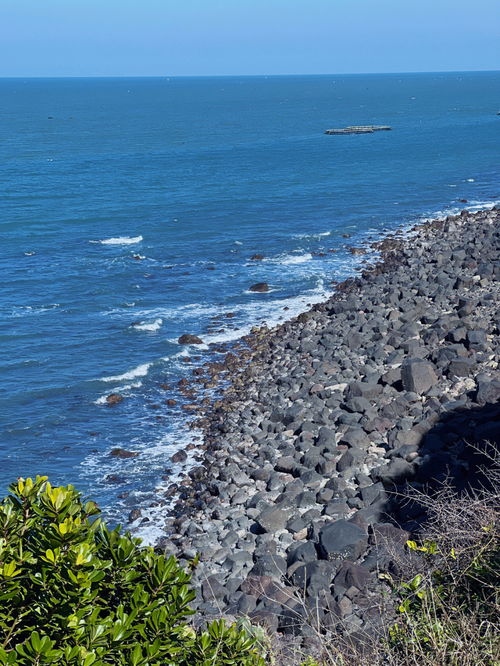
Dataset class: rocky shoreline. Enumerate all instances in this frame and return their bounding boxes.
[158,207,499,654]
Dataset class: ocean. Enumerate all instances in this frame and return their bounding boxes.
[1,72,499,542]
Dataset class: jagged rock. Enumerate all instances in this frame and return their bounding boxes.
[359,483,386,506]
[333,561,371,591]
[347,382,382,400]
[476,379,500,405]
[467,329,487,348]
[372,459,416,485]
[171,450,188,463]
[202,575,227,602]
[110,448,138,458]
[249,554,287,579]
[401,358,438,394]
[128,509,142,522]
[241,575,274,595]
[291,560,340,594]
[178,334,204,344]
[106,393,123,406]
[318,520,368,562]
[249,282,269,292]
[287,541,318,566]
[447,357,476,377]
[256,506,292,533]
[339,428,371,449]
[274,456,297,473]
[237,594,257,613]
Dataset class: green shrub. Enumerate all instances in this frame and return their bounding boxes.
[0,476,265,665]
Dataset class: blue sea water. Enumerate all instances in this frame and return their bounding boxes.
[1,72,499,540]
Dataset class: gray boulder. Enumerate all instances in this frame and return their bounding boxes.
[318,519,368,562]
[256,506,292,533]
[476,379,500,406]
[401,358,438,394]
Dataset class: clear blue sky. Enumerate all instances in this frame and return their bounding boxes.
[0,0,498,77]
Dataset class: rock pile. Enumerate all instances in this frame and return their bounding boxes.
[160,208,499,650]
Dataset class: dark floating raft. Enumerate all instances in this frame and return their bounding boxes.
[325,125,392,135]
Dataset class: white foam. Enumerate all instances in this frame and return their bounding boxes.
[110,302,224,320]
[99,363,152,383]
[205,280,332,345]
[243,287,280,294]
[466,178,475,183]
[95,235,143,245]
[293,231,331,240]
[79,424,203,545]
[416,199,500,225]
[275,252,313,265]
[93,381,143,404]
[462,199,500,213]
[11,304,60,317]
[132,318,163,332]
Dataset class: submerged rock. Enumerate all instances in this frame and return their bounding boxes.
[171,449,188,464]
[110,448,138,459]
[249,282,269,292]
[106,393,124,406]
[178,334,204,345]
[105,474,126,484]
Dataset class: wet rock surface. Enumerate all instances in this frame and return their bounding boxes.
[110,448,138,459]
[106,393,124,406]
[249,282,270,292]
[159,208,499,648]
[178,334,204,345]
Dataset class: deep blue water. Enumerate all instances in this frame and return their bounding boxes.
[1,73,499,540]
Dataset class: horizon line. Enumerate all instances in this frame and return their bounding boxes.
[0,68,499,80]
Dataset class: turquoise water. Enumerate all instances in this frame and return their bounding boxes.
[1,73,499,540]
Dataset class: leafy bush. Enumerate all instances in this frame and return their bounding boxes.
[0,476,265,665]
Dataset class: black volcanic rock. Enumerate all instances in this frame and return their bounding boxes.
[249,282,270,292]
[401,358,438,394]
[318,519,367,562]
[178,334,204,345]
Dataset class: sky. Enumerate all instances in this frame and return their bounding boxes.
[0,0,498,77]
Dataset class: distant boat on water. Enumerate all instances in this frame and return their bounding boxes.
[325,125,392,135]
